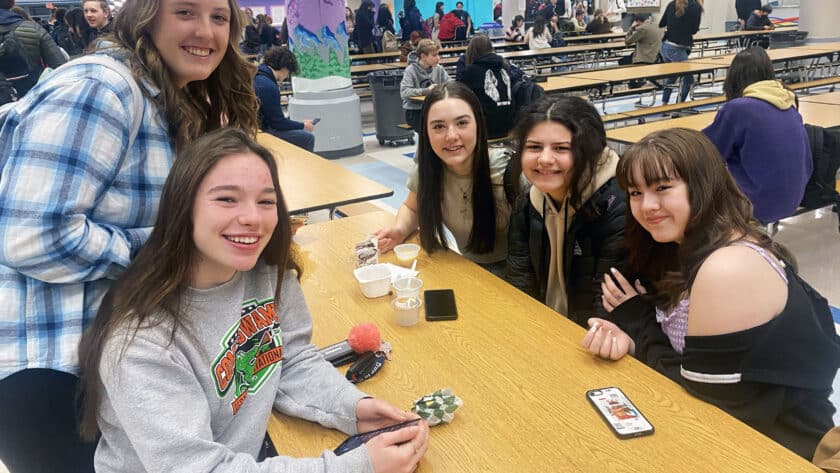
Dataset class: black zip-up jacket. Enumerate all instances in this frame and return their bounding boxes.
[611,262,840,460]
[505,177,627,326]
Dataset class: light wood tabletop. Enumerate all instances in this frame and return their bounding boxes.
[563,32,626,43]
[606,113,716,144]
[688,46,837,67]
[606,97,840,145]
[799,91,840,106]
[565,61,719,83]
[267,211,819,472]
[797,101,840,128]
[499,41,628,60]
[800,42,840,52]
[257,133,393,215]
[409,76,607,103]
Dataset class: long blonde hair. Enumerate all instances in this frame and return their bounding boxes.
[104,0,258,151]
[675,0,688,17]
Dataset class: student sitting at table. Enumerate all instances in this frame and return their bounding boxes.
[582,128,840,460]
[399,30,422,62]
[78,128,430,473]
[437,9,465,42]
[572,9,587,32]
[458,34,520,139]
[524,15,553,50]
[619,13,662,65]
[376,82,516,277]
[254,46,317,151]
[702,47,811,224]
[585,9,612,34]
[506,14,525,42]
[400,39,451,131]
[505,96,628,326]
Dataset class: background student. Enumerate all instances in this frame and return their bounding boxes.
[583,128,839,461]
[254,46,317,151]
[659,0,703,104]
[458,34,518,139]
[505,96,627,325]
[0,0,258,470]
[376,82,515,277]
[621,13,662,65]
[400,38,451,132]
[703,47,811,224]
[506,14,525,42]
[79,128,430,473]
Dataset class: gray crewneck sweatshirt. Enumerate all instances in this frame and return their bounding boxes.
[95,262,373,473]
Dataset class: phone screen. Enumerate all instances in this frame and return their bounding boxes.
[586,387,654,439]
[334,418,421,455]
[424,289,458,321]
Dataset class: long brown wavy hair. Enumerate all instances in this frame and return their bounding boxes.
[616,128,795,310]
[101,0,258,151]
[78,128,300,439]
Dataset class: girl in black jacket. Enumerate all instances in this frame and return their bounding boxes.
[505,96,627,326]
[582,128,839,460]
[459,35,518,139]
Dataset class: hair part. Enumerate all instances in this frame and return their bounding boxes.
[511,96,608,211]
[615,128,795,309]
[416,81,497,254]
[78,128,300,440]
[102,0,259,152]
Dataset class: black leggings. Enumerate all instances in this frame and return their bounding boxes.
[0,369,96,473]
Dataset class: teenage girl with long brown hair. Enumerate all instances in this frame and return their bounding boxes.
[0,0,258,470]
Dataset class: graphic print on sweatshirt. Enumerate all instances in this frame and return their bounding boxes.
[212,297,283,414]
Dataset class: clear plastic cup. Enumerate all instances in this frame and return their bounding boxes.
[392,276,423,299]
[392,296,421,327]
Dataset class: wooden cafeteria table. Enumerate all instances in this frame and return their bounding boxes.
[565,61,720,84]
[799,90,840,105]
[268,211,819,472]
[257,133,393,216]
[606,98,840,145]
[408,76,608,103]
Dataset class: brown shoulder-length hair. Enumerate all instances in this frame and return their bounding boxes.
[465,34,493,65]
[417,81,497,254]
[78,128,299,439]
[510,96,608,210]
[100,0,259,151]
[616,128,795,309]
[723,46,776,100]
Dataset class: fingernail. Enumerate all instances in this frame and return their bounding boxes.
[610,267,616,272]
[588,323,599,334]
[612,336,617,345]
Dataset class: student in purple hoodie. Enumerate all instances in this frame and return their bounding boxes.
[702,47,811,224]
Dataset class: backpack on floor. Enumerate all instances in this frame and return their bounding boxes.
[802,124,840,210]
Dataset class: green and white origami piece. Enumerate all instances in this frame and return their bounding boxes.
[411,388,462,426]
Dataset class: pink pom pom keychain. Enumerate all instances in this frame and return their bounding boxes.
[347,323,382,353]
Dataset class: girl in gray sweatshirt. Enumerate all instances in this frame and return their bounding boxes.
[78,128,429,473]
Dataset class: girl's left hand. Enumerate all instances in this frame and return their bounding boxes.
[356,398,419,433]
[601,267,647,313]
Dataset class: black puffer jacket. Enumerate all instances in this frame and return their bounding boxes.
[505,177,627,326]
[0,11,67,95]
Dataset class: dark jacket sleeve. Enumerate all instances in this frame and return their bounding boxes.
[658,4,670,28]
[37,24,67,68]
[455,55,466,82]
[254,73,304,132]
[505,193,541,300]
[611,296,683,383]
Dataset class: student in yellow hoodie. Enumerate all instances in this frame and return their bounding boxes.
[703,47,812,224]
[505,96,628,326]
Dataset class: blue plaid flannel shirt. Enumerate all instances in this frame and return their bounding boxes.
[0,52,175,379]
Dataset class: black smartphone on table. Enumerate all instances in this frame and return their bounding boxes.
[424,289,458,321]
[586,387,654,439]
[334,418,421,455]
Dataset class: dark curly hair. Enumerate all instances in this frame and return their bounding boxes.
[263,46,300,75]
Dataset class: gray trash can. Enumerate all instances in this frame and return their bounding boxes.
[369,70,415,146]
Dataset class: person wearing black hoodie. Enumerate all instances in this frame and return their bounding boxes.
[459,35,518,139]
